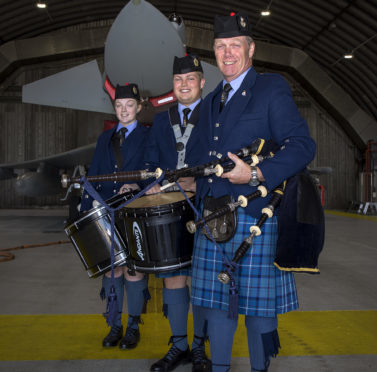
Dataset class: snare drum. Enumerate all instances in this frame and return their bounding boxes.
[65,192,133,278]
[119,191,195,273]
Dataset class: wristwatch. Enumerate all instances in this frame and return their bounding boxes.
[248,166,260,187]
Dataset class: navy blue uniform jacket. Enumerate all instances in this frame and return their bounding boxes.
[191,68,316,218]
[81,123,149,211]
[144,104,200,171]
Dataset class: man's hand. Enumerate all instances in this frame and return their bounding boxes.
[146,184,161,195]
[118,183,140,194]
[221,152,264,184]
[177,177,196,192]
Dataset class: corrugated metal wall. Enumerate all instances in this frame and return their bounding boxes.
[297,99,361,209]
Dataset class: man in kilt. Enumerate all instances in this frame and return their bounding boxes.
[144,54,211,372]
[189,11,316,372]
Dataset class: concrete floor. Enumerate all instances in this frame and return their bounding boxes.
[0,208,376,371]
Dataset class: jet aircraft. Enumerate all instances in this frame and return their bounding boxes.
[0,0,330,199]
[0,0,222,198]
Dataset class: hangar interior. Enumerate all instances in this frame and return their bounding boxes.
[0,0,377,211]
[0,1,377,372]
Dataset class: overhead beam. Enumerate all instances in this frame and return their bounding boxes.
[0,22,376,150]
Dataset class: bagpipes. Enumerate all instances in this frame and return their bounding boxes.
[188,167,324,279]
[202,171,324,281]
[61,138,279,188]
[217,183,285,284]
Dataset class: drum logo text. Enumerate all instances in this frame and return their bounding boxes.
[132,222,144,261]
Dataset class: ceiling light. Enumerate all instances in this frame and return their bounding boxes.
[343,53,354,59]
[36,2,47,8]
[261,10,271,16]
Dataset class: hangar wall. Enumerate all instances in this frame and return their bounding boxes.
[0,21,364,210]
[296,97,360,209]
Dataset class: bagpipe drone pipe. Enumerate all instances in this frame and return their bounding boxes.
[61,138,278,187]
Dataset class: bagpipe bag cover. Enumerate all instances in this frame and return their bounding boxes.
[275,170,325,274]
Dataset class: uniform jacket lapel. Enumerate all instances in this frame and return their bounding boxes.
[121,122,146,169]
[106,126,118,167]
[207,82,223,144]
[219,69,257,149]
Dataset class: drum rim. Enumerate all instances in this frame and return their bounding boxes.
[65,191,135,231]
[122,192,195,214]
[127,258,192,273]
[65,206,108,232]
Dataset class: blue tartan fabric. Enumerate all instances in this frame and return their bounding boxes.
[191,208,298,317]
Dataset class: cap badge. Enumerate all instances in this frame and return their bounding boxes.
[194,58,199,67]
[133,86,138,95]
[240,16,246,29]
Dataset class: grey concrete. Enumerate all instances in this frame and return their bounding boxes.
[0,209,377,371]
[296,213,377,311]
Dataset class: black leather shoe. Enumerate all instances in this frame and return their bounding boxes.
[102,325,123,347]
[191,347,211,372]
[150,346,191,372]
[119,326,140,349]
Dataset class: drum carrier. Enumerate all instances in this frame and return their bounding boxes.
[119,191,195,273]
[65,192,134,278]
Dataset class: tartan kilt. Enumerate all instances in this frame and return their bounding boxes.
[190,208,299,317]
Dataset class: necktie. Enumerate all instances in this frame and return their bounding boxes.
[219,83,232,112]
[117,127,128,146]
[182,108,191,127]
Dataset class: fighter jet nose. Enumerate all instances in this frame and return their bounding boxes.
[104,0,185,97]
[169,12,186,45]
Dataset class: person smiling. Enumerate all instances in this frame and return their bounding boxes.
[80,84,150,351]
[190,11,316,372]
[144,55,211,372]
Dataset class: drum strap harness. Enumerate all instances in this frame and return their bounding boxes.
[168,103,201,169]
[80,171,165,327]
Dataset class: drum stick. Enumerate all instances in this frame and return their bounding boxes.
[160,182,176,191]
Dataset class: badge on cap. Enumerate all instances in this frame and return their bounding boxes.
[133,86,138,95]
[193,58,199,67]
[239,16,246,29]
